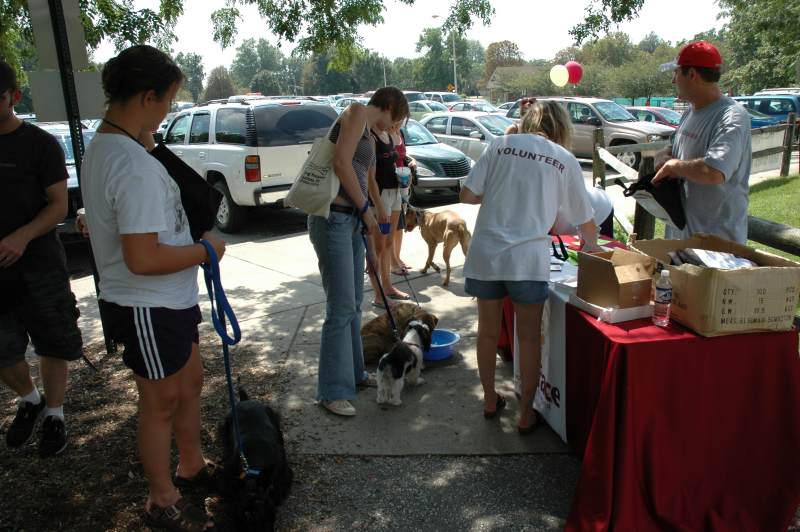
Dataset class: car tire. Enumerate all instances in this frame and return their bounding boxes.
[213,181,247,233]
[613,142,641,170]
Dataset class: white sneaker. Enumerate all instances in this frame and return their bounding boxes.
[322,400,356,417]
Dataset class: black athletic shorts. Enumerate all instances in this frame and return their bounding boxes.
[0,268,83,368]
[99,301,201,380]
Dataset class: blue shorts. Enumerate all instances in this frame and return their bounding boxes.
[465,278,549,305]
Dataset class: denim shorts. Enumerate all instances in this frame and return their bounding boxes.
[465,278,549,305]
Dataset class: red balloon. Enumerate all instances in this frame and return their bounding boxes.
[565,61,583,84]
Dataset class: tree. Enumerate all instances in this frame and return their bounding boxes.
[484,41,524,81]
[230,39,262,89]
[391,57,420,90]
[415,28,451,90]
[582,32,635,67]
[203,66,236,101]
[174,52,204,102]
[608,49,675,98]
[352,51,389,90]
[718,0,800,93]
[570,0,647,43]
[638,31,666,53]
[250,69,283,95]
[300,52,357,95]
[2,0,494,75]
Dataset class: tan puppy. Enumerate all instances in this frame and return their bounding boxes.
[405,209,472,286]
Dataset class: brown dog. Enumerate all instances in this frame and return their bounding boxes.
[361,303,438,364]
[405,209,471,286]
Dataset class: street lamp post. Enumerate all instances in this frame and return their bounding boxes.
[451,32,457,94]
[382,55,387,87]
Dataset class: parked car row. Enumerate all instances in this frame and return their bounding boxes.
[40,87,797,237]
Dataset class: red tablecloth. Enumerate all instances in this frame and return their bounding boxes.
[565,304,800,531]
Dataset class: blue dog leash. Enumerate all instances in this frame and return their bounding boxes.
[199,240,259,479]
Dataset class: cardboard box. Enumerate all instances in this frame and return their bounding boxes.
[632,234,800,336]
[569,292,653,323]
[576,249,655,309]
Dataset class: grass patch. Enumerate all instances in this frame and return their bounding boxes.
[747,175,800,262]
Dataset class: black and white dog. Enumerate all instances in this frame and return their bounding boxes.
[219,388,293,532]
[376,320,432,406]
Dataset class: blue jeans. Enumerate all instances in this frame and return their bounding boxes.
[308,211,367,402]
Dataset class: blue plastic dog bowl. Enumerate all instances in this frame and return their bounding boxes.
[424,329,460,361]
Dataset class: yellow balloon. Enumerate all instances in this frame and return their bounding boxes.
[550,64,569,87]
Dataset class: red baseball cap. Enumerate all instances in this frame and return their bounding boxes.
[659,41,723,72]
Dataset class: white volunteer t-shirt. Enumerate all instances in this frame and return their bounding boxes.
[81,133,198,309]
[463,134,593,282]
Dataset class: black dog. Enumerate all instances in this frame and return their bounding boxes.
[219,388,293,532]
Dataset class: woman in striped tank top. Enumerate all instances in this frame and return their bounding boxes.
[307,87,409,417]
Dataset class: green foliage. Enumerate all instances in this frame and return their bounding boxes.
[250,69,283,95]
[416,28,451,91]
[484,40,524,81]
[202,66,236,101]
[211,0,492,66]
[174,52,204,102]
[719,0,800,93]
[570,0,646,44]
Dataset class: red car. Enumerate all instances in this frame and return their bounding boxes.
[626,106,682,129]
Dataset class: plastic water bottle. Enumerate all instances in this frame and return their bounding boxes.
[653,270,672,327]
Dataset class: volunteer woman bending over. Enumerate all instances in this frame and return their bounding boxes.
[460,100,601,433]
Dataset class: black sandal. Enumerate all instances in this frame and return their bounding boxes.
[173,461,221,492]
[518,411,545,435]
[483,394,507,419]
[143,496,213,531]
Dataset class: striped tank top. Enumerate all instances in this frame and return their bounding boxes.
[329,119,375,206]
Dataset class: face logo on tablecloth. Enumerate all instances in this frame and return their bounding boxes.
[539,374,561,408]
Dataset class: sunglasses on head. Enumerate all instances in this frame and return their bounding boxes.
[521,98,537,106]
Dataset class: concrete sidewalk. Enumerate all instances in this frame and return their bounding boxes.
[69,202,571,458]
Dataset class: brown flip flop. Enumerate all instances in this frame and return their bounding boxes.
[483,394,507,419]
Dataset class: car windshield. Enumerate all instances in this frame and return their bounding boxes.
[441,93,461,103]
[476,115,513,136]
[474,103,499,113]
[404,92,425,102]
[594,102,637,122]
[56,131,96,164]
[428,101,448,112]
[402,120,438,145]
[658,108,682,125]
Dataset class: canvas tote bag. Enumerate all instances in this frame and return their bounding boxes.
[285,120,345,217]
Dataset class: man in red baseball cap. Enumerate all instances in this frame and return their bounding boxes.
[653,41,752,244]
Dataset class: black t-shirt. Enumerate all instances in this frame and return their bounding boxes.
[0,121,69,282]
[372,131,398,191]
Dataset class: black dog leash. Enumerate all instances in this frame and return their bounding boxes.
[362,231,400,339]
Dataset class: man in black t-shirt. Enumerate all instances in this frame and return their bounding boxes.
[0,59,82,457]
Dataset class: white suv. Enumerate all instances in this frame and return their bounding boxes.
[163,98,338,232]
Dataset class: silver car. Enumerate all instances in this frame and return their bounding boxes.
[419,111,513,161]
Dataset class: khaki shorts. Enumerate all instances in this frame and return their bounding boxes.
[380,188,403,212]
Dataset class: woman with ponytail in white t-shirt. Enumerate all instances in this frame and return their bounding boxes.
[460,100,601,434]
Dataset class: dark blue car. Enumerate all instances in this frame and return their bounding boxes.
[733,95,800,124]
